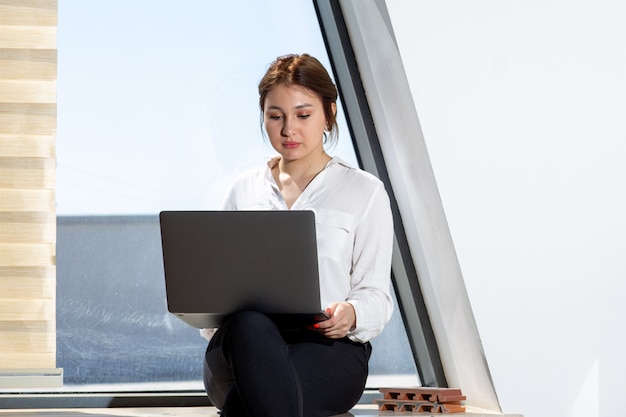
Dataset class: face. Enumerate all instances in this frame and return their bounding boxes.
[263,84,335,163]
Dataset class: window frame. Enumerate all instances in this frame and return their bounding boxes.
[314,0,501,412]
[314,0,446,388]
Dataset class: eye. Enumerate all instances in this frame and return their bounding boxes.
[267,114,282,120]
[297,114,311,119]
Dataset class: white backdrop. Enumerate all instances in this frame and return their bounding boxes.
[387,1,626,417]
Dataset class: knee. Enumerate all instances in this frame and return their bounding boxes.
[227,310,274,328]
[223,311,278,341]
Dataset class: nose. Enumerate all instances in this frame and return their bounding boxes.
[280,118,293,137]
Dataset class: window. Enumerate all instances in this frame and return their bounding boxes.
[56,0,416,390]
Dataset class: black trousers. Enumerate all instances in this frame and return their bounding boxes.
[203,311,371,417]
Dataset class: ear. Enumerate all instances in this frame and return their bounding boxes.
[327,102,337,131]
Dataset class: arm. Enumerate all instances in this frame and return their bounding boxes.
[314,183,394,342]
[346,184,394,342]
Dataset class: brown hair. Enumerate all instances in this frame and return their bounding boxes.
[258,54,338,144]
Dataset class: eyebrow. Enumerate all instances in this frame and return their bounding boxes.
[266,103,314,111]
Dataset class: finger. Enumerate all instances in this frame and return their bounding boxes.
[327,329,348,339]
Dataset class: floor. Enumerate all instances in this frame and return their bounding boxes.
[0,383,522,416]
[0,406,522,417]
[0,406,395,416]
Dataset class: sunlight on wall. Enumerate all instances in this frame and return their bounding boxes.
[386,1,626,416]
[568,360,599,417]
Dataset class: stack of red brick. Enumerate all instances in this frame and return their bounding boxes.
[374,387,466,413]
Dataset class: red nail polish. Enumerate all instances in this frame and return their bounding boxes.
[313,323,320,329]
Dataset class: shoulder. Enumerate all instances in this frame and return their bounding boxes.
[323,157,391,216]
[222,159,273,209]
[323,158,392,229]
[328,157,386,191]
[229,167,264,188]
[228,158,273,188]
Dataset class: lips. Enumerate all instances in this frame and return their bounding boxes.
[283,141,301,149]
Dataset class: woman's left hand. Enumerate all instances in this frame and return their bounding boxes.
[311,302,356,339]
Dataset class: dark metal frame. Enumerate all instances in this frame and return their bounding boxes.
[313,0,447,387]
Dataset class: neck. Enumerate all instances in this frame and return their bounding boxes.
[278,151,331,182]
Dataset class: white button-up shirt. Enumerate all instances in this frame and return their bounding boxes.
[222,156,394,343]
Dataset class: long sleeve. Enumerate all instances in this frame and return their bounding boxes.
[346,183,394,342]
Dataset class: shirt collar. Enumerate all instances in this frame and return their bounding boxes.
[265,155,349,171]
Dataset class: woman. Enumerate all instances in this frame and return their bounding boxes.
[202,53,394,417]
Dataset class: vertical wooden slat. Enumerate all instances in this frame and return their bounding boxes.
[0,0,60,387]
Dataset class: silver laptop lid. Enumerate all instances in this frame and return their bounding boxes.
[160,210,324,328]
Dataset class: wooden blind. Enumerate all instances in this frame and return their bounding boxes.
[0,0,60,387]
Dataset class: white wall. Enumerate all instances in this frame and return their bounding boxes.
[387,1,626,417]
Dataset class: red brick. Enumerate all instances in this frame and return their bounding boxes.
[374,399,436,412]
[379,387,466,403]
[375,387,467,414]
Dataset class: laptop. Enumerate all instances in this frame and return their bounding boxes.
[159,210,328,329]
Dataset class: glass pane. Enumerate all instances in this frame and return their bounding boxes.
[57,0,416,389]
[57,1,357,216]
